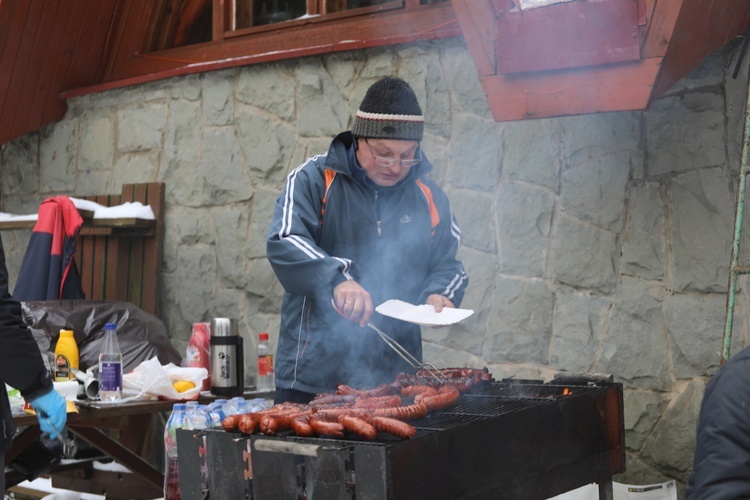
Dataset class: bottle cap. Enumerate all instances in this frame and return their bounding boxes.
[259,332,269,341]
[59,329,74,337]
[105,322,116,330]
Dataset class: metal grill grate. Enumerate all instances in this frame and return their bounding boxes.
[474,381,600,399]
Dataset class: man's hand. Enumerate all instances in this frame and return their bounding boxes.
[426,294,455,313]
[333,280,373,327]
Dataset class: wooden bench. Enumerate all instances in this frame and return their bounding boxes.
[74,182,165,317]
[0,182,165,316]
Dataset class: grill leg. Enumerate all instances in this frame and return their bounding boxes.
[598,479,613,500]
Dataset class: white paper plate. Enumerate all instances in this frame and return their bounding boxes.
[375,299,474,327]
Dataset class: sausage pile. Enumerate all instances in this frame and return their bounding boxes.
[220,367,491,441]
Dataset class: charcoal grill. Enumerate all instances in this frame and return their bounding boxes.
[251,376,625,500]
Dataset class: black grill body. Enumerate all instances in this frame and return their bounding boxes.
[250,379,625,500]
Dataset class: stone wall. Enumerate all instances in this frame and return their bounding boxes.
[2,36,750,493]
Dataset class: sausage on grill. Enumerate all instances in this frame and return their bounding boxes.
[339,414,377,440]
[371,402,428,420]
[309,417,345,438]
[352,395,402,409]
[291,415,314,437]
[421,385,460,411]
[369,416,416,439]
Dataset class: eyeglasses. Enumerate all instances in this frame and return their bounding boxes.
[363,139,422,168]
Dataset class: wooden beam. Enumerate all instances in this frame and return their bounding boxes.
[651,0,750,99]
[480,57,662,122]
[450,0,497,76]
[641,0,683,58]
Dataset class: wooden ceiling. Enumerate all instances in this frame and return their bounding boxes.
[0,0,749,148]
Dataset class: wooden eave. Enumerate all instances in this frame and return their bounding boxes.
[451,0,750,121]
[0,0,749,149]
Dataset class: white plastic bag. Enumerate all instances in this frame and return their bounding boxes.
[122,357,207,401]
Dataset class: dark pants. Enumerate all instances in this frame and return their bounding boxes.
[274,387,315,405]
[1,453,5,493]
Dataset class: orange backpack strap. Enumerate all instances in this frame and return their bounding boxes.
[416,179,440,236]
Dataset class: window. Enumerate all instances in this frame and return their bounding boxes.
[145,0,451,52]
[105,0,458,84]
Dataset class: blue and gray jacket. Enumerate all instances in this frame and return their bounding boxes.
[267,132,468,394]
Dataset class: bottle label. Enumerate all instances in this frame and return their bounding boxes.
[100,361,122,391]
[55,354,70,381]
[258,355,273,376]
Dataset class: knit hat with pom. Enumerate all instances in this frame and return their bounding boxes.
[351,77,423,141]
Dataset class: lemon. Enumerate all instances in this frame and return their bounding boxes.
[173,380,196,393]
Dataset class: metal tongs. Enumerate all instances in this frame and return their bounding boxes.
[43,417,77,459]
[331,299,448,385]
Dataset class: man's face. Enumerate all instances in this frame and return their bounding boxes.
[356,138,421,187]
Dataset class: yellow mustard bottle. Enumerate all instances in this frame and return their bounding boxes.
[54,329,79,382]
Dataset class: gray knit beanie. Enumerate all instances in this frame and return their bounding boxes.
[351,77,424,141]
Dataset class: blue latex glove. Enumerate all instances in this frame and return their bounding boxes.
[29,390,67,439]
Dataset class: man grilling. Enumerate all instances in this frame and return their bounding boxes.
[267,76,468,404]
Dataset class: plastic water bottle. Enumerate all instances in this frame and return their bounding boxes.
[164,403,187,500]
[256,332,275,391]
[234,399,251,416]
[190,405,211,430]
[207,402,226,426]
[183,401,198,430]
[228,396,246,415]
[98,323,123,402]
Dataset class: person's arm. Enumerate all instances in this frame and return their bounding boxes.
[0,236,66,438]
[418,186,468,309]
[267,161,356,299]
[690,356,750,497]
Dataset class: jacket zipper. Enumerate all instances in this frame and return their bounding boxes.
[374,191,382,238]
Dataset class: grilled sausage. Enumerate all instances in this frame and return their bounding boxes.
[371,403,428,420]
[238,413,259,435]
[401,385,438,398]
[339,414,377,440]
[352,395,402,409]
[369,416,416,439]
[310,394,358,406]
[260,409,317,435]
[222,414,240,432]
[309,417,345,438]
[291,415,314,437]
[315,407,373,419]
[421,385,460,411]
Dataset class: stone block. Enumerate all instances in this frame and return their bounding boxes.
[621,183,664,280]
[646,93,725,176]
[552,214,619,293]
[561,151,630,231]
[670,167,732,293]
[447,112,503,191]
[504,118,560,190]
[496,181,554,276]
